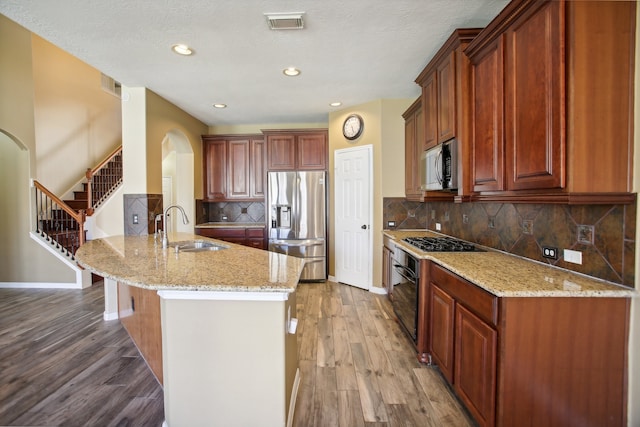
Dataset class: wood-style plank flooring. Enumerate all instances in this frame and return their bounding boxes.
[0,281,473,426]
[0,284,164,427]
[293,281,474,427]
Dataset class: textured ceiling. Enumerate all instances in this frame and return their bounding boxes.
[0,0,509,126]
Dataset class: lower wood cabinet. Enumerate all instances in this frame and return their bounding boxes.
[429,266,497,427]
[195,226,266,250]
[118,282,163,384]
[426,262,629,427]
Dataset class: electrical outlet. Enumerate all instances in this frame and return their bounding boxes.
[132,214,139,224]
[387,221,396,228]
[435,223,442,231]
[564,249,583,264]
[542,246,558,260]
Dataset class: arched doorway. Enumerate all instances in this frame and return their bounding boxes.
[161,130,194,233]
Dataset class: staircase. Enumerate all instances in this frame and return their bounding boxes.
[33,146,123,260]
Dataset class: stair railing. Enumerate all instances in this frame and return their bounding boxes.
[85,145,123,215]
[33,180,86,258]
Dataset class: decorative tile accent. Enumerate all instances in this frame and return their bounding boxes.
[577,225,594,245]
[382,197,636,288]
[522,219,534,235]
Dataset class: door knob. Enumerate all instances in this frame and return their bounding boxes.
[361,224,367,229]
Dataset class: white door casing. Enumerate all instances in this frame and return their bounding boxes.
[334,145,372,290]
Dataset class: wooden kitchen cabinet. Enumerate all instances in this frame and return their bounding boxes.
[429,264,497,427]
[403,98,424,201]
[264,129,327,171]
[203,139,227,200]
[414,28,482,200]
[429,284,455,383]
[196,226,267,250]
[426,261,628,427]
[118,282,163,384]
[202,135,265,202]
[466,0,636,203]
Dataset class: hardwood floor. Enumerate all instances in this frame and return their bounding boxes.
[293,281,474,427]
[0,285,164,427]
[0,281,473,426]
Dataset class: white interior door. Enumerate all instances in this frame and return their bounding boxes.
[334,145,372,289]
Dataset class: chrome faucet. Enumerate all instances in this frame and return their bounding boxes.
[161,205,190,249]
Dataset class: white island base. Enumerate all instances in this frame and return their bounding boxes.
[158,290,299,427]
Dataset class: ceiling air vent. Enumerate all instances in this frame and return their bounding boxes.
[265,13,305,30]
[100,73,121,98]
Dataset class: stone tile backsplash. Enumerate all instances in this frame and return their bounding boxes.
[383,197,636,288]
[123,194,163,236]
[196,200,265,224]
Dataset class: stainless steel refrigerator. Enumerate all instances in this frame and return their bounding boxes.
[267,171,327,281]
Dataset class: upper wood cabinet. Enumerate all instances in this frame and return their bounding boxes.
[465,0,636,204]
[264,129,327,171]
[203,139,227,201]
[202,135,265,201]
[415,28,483,199]
[403,98,424,201]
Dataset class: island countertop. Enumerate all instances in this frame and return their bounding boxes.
[384,229,635,298]
[75,232,304,293]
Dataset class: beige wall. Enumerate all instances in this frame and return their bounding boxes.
[32,35,121,195]
[146,89,208,199]
[328,98,413,287]
[0,15,75,284]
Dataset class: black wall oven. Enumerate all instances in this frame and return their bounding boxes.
[391,248,419,342]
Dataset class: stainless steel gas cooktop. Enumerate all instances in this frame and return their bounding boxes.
[402,236,481,252]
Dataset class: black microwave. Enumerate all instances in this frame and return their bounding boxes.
[420,139,458,191]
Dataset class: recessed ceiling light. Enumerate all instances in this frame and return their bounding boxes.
[330,102,342,107]
[213,104,227,109]
[283,67,301,77]
[171,44,193,56]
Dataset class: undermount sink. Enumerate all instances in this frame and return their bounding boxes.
[171,240,229,253]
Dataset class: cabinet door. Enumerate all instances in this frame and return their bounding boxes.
[454,303,497,427]
[297,132,327,170]
[267,134,296,170]
[429,284,455,383]
[437,51,456,143]
[404,103,422,200]
[422,74,438,150]
[204,139,227,200]
[471,38,505,193]
[227,139,251,199]
[505,0,563,191]
[250,138,265,198]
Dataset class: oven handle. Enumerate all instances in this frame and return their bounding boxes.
[393,264,417,282]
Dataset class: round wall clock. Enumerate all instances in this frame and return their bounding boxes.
[343,114,364,141]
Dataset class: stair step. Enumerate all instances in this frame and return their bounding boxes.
[64,200,87,210]
[74,191,88,199]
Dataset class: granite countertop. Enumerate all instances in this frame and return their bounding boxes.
[195,222,266,228]
[383,229,635,298]
[75,232,304,293]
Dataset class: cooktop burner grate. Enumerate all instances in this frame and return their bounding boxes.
[402,236,479,252]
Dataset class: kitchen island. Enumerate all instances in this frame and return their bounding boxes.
[75,232,305,427]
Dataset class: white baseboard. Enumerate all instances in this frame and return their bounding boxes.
[103,311,119,321]
[369,286,387,295]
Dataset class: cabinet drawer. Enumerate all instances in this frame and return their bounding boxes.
[430,263,498,327]
[246,228,265,238]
